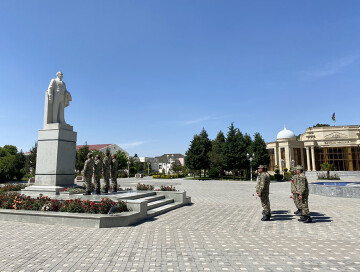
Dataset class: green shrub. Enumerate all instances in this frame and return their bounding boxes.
[283,172,292,181]
[208,168,220,179]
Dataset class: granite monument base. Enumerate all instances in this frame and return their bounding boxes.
[21,123,77,197]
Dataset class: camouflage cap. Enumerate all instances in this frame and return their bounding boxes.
[87,153,92,157]
[296,165,304,170]
[257,165,267,169]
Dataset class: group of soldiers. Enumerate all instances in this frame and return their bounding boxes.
[255,165,312,223]
[82,151,119,195]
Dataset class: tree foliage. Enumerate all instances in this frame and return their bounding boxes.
[0,145,26,182]
[115,150,128,170]
[185,128,212,177]
[75,145,90,174]
[209,131,225,176]
[251,132,270,167]
[184,123,269,179]
[222,123,247,176]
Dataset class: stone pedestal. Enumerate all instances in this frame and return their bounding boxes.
[22,123,77,197]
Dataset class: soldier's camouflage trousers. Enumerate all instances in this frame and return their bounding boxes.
[111,173,117,191]
[94,175,101,192]
[300,194,310,216]
[84,175,92,192]
[260,193,271,215]
[293,194,300,209]
[103,172,110,191]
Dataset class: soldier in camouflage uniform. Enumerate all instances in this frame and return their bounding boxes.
[255,165,271,221]
[291,168,301,215]
[110,154,119,193]
[83,153,94,195]
[93,154,103,195]
[102,151,111,194]
[296,165,312,223]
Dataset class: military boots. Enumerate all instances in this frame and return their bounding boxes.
[298,215,312,223]
[294,209,302,215]
[261,214,271,221]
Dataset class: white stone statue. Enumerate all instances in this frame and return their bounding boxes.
[44,71,72,126]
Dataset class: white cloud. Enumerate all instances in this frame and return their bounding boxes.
[303,55,358,78]
[120,141,144,149]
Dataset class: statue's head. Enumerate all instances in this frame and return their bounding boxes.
[56,71,63,80]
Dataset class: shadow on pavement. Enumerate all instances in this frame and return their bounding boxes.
[311,211,332,223]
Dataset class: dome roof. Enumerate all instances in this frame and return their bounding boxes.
[277,126,296,140]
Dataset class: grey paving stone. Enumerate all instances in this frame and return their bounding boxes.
[0,180,359,271]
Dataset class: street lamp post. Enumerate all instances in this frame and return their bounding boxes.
[246,153,255,181]
[127,160,130,179]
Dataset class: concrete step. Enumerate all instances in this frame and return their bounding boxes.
[119,191,156,200]
[147,202,183,218]
[141,195,165,203]
[147,198,174,210]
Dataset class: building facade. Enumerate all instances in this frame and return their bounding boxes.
[267,126,360,172]
[76,144,129,156]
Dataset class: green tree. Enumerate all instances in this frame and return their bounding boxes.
[223,123,247,177]
[251,132,270,168]
[209,130,225,177]
[185,128,211,177]
[320,163,334,179]
[170,161,183,173]
[198,128,212,175]
[75,145,90,174]
[0,145,26,182]
[115,150,128,170]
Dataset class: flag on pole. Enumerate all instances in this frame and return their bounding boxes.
[332,112,336,125]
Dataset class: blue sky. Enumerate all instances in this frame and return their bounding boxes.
[1,1,359,157]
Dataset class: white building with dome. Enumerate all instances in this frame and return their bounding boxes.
[266,125,360,172]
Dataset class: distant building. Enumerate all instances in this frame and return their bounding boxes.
[154,154,185,174]
[266,125,360,172]
[76,144,129,156]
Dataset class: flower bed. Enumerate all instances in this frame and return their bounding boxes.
[0,193,128,214]
[136,183,154,191]
[137,183,177,191]
[155,185,177,191]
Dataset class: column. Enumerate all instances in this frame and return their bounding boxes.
[278,146,283,171]
[300,148,305,168]
[274,147,278,169]
[311,146,316,171]
[284,146,290,170]
[306,147,311,171]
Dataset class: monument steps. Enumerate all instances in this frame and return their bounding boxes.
[147,198,174,210]
[147,202,184,218]
[141,195,167,203]
[119,191,157,200]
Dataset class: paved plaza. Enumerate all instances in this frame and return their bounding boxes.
[0,178,359,272]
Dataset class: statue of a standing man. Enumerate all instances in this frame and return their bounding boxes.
[44,71,72,125]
